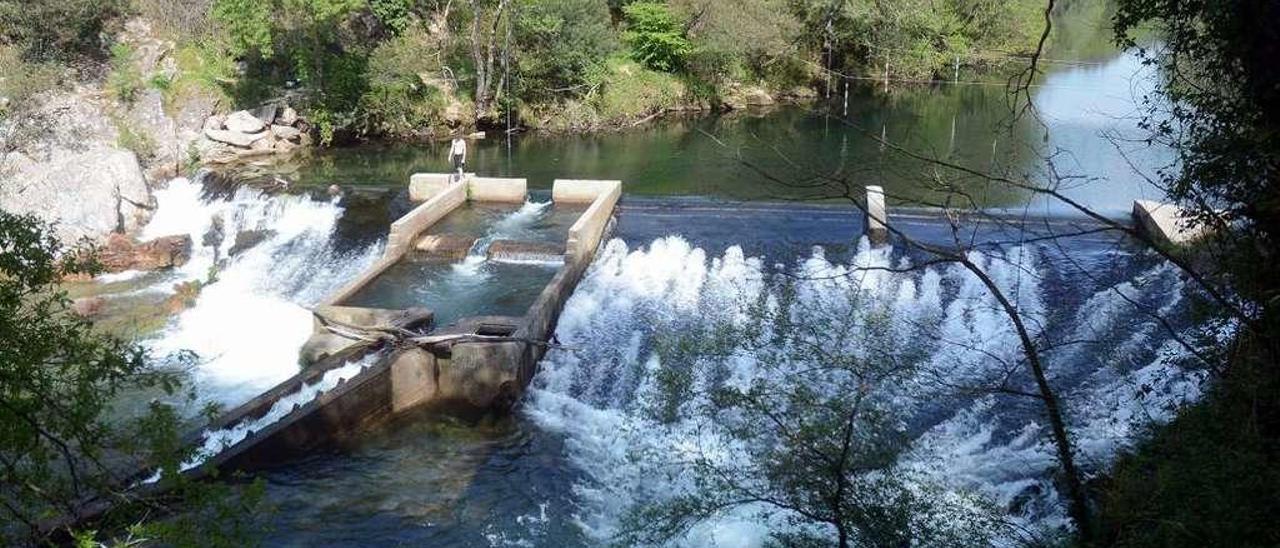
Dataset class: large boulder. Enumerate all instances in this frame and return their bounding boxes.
[224,110,267,134]
[97,233,192,272]
[204,128,269,148]
[0,149,154,244]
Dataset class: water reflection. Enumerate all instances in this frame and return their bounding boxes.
[277,51,1168,218]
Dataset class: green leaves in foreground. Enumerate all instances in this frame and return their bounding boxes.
[0,211,267,545]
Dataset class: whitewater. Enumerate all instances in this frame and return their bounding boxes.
[117,176,1206,545]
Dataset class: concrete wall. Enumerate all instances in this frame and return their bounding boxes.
[553,179,621,204]
[469,177,527,202]
[409,173,457,202]
[386,180,467,259]
[1133,200,1206,246]
[865,185,889,245]
[558,179,621,262]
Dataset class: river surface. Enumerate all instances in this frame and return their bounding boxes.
[124,49,1206,546]
[277,49,1170,218]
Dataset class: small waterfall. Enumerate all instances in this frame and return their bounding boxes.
[526,236,1201,544]
[140,175,383,406]
[454,200,553,275]
[178,352,383,474]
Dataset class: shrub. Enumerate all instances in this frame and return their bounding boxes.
[0,0,128,63]
[515,0,617,103]
[359,27,450,137]
[596,57,685,120]
[621,2,692,72]
[106,43,143,104]
[0,45,63,115]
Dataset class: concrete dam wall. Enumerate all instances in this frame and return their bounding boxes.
[164,175,621,479]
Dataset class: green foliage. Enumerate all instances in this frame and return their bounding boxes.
[106,43,143,104]
[596,57,685,119]
[359,26,450,137]
[0,0,128,63]
[1092,3,1280,545]
[514,0,617,103]
[1097,341,1280,547]
[622,2,693,72]
[369,0,412,35]
[0,45,63,116]
[212,0,275,56]
[0,212,266,543]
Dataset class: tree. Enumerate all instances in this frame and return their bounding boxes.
[0,211,262,545]
[513,0,616,104]
[622,2,693,73]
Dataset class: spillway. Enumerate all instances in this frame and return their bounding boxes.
[68,174,1204,545]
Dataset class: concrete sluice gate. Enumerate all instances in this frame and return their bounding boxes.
[176,175,621,477]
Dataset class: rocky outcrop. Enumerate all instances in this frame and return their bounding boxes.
[97,233,192,272]
[197,105,311,165]
[115,18,219,179]
[0,149,155,243]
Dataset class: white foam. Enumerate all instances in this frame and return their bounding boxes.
[527,235,1202,544]
[141,176,382,406]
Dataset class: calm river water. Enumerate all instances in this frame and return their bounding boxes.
[278,48,1169,218]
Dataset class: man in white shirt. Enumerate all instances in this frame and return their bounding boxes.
[448,136,467,181]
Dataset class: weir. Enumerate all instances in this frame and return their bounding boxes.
[159,174,620,478]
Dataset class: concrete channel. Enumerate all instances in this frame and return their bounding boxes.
[154,175,620,479]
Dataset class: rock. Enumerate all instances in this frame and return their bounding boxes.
[229,229,274,257]
[249,104,279,125]
[270,124,302,142]
[97,233,193,272]
[250,135,276,152]
[276,106,299,126]
[164,280,202,314]
[203,114,226,131]
[273,139,298,153]
[72,297,106,318]
[204,128,269,148]
[0,149,153,244]
[225,110,267,134]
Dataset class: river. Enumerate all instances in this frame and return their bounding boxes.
[124,49,1203,546]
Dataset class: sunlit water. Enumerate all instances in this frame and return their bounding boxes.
[105,49,1207,546]
[277,51,1170,218]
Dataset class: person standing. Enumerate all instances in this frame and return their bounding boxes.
[448,135,467,181]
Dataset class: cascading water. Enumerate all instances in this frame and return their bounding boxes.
[525,235,1203,544]
[137,175,383,407]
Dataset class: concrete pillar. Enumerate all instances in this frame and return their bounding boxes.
[1132,200,1205,246]
[390,348,439,413]
[865,185,889,246]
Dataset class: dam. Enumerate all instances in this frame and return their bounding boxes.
[59,170,1202,544]
[135,175,622,480]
